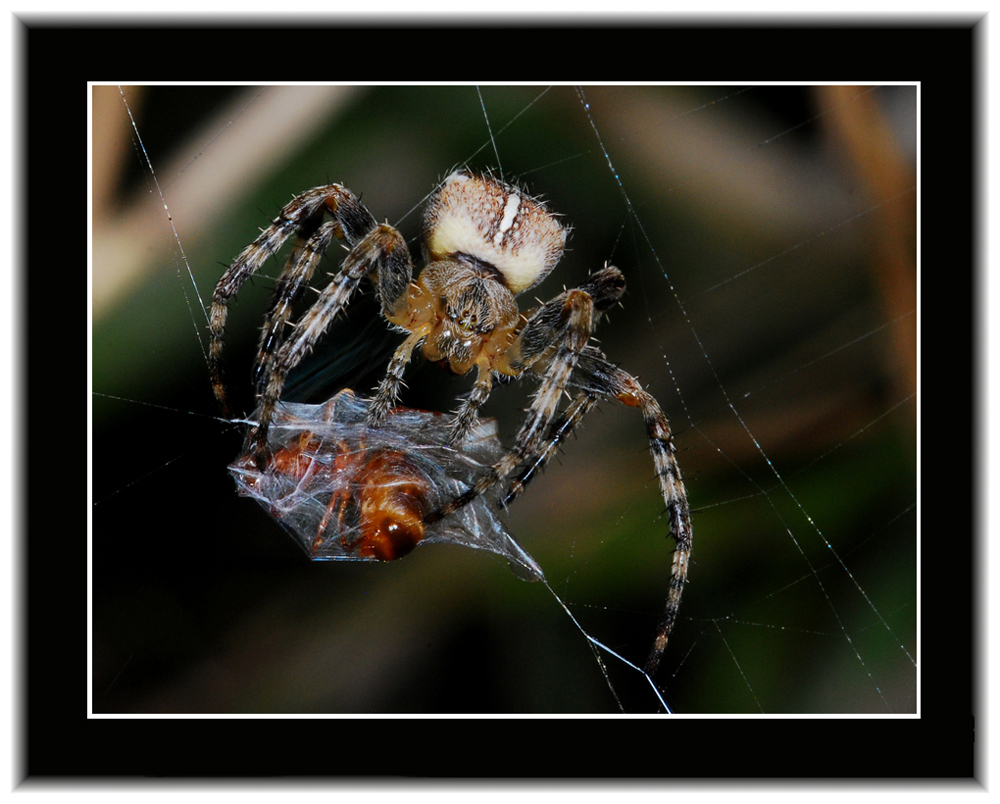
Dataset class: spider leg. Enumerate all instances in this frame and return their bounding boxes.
[500,391,599,508]
[368,329,427,426]
[446,364,494,445]
[569,346,692,676]
[209,184,377,415]
[251,223,413,467]
[254,220,340,396]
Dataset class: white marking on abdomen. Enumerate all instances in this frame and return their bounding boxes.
[493,193,521,246]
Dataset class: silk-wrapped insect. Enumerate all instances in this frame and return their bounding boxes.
[229,389,543,582]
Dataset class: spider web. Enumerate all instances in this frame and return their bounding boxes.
[91,82,917,716]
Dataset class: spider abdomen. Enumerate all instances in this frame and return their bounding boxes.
[423,170,566,295]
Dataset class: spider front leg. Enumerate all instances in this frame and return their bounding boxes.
[250,223,414,468]
[210,184,378,415]
[254,220,341,396]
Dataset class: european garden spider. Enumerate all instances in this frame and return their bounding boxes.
[209,169,692,674]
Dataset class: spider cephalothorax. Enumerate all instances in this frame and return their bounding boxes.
[209,169,692,675]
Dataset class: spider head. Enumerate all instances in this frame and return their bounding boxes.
[423,170,567,295]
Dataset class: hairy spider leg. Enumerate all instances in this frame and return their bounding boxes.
[500,391,599,508]
[571,346,692,676]
[253,220,340,397]
[368,327,430,426]
[446,363,496,446]
[209,185,378,416]
[251,224,414,468]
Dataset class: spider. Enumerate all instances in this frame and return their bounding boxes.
[209,169,692,675]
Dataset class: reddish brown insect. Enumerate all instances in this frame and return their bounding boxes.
[248,428,431,561]
[229,389,543,579]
